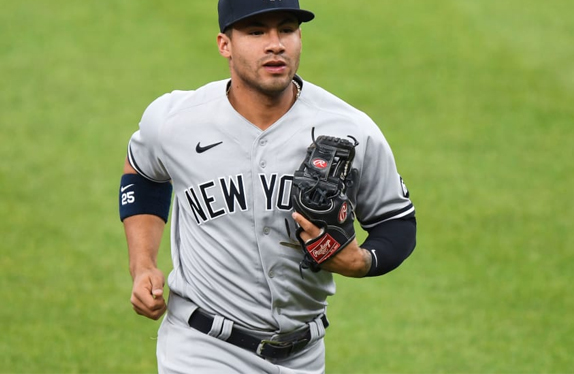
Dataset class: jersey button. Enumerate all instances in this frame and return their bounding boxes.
[263,227,271,235]
[260,160,267,168]
[259,139,268,146]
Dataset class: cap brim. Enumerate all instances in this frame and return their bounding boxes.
[222,8,315,32]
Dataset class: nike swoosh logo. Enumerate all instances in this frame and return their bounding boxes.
[121,184,134,192]
[196,141,223,153]
[371,249,378,268]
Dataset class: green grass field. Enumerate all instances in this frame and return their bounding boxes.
[1,0,573,373]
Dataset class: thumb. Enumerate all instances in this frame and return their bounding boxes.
[152,287,164,298]
[150,274,165,298]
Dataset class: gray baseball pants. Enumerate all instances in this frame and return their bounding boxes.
[157,292,327,374]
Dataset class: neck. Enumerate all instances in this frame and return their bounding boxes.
[227,79,300,131]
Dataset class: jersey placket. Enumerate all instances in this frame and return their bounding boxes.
[250,133,290,330]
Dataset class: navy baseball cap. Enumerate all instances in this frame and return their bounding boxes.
[218,0,315,32]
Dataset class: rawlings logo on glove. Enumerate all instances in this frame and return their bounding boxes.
[288,128,359,274]
[306,234,340,263]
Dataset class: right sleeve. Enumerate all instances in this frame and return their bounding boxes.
[127,93,172,182]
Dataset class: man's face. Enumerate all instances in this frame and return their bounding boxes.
[218,12,302,97]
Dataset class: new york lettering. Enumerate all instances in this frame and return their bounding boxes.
[184,173,293,225]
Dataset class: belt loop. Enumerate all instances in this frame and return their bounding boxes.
[208,315,225,338]
[307,315,326,345]
[217,319,234,341]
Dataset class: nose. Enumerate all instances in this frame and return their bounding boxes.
[265,29,285,54]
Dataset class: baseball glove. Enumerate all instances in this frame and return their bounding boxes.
[290,129,359,273]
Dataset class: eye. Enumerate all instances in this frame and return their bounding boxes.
[247,28,264,36]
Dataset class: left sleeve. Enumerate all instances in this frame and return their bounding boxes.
[352,118,415,229]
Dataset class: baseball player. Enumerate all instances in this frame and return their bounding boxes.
[119,0,416,373]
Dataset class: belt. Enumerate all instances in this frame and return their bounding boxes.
[188,309,329,360]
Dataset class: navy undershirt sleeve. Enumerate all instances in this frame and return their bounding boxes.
[361,216,417,277]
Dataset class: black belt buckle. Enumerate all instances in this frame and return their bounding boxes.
[256,338,309,359]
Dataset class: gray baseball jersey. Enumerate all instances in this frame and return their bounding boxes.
[127,76,414,334]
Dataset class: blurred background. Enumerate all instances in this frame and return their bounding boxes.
[1,0,573,373]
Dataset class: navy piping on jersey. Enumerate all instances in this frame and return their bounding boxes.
[128,145,171,183]
[360,203,415,229]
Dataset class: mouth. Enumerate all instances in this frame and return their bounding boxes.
[263,60,288,74]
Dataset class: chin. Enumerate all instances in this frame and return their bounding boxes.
[262,76,293,93]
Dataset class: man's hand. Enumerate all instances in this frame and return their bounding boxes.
[292,212,371,277]
[130,268,167,320]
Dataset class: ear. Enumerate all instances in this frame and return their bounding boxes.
[217,33,231,58]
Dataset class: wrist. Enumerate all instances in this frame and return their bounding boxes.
[358,247,373,277]
[129,261,158,280]
[332,245,372,278]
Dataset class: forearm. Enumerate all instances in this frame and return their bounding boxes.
[123,214,168,320]
[320,241,372,278]
[123,214,166,279]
